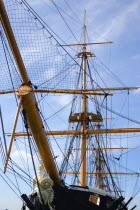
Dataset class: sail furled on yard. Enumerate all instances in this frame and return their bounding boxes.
[0,0,79,91]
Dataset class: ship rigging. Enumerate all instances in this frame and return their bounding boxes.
[0,0,140,209]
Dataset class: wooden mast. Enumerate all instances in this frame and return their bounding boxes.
[0,0,61,185]
[80,10,87,186]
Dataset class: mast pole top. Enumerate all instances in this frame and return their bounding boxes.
[83,9,87,51]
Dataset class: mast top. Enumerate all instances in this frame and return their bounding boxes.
[83,9,87,46]
[58,10,112,48]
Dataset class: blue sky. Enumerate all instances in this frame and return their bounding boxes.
[0,0,140,209]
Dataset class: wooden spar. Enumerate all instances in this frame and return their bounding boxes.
[60,172,140,175]
[23,89,113,96]
[0,90,15,94]
[6,127,140,136]
[0,89,112,95]
[86,87,140,91]
[0,0,60,185]
[80,10,87,187]
[58,41,113,46]
[0,87,139,95]
[3,98,22,173]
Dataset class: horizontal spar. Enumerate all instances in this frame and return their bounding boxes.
[0,87,139,95]
[32,89,113,95]
[60,172,140,175]
[6,127,140,136]
[0,89,113,96]
[0,90,14,94]
[58,42,113,47]
[86,87,140,91]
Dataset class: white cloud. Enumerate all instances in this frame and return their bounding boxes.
[10,149,39,175]
[98,1,140,40]
[82,0,140,45]
[11,150,31,159]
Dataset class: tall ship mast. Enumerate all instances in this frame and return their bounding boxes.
[0,0,140,209]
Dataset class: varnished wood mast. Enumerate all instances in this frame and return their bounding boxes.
[0,0,61,185]
[80,11,87,186]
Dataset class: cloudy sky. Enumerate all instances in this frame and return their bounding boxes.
[0,0,140,209]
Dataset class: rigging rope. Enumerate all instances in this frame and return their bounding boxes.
[0,170,22,200]
[89,96,140,125]
[22,109,45,207]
